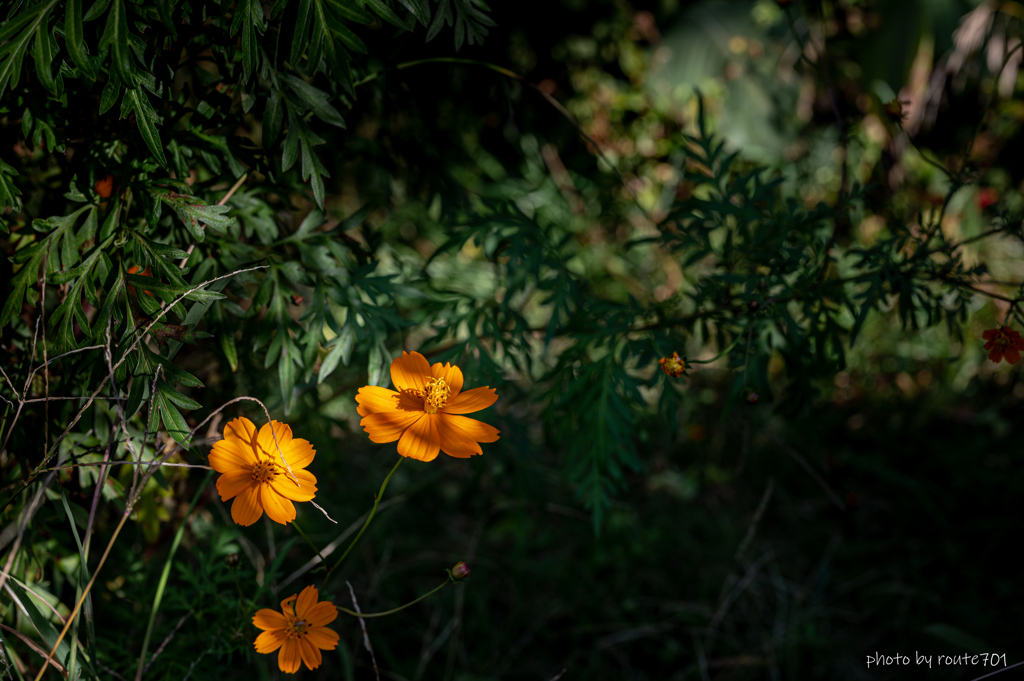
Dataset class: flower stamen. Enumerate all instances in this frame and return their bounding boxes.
[287,619,308,639]
[250,459,278,484]
[418,377,451,414]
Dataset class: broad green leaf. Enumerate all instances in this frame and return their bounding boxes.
[150,187,235,239]
[282,105,331,208]
[361,0,406,27]
[99,70,122,114]
[264,87,284,147]
[0,156,21,212]
[83,0,113,21]
[281,74,345,127]
[367,341,389,387]
[122,88,167,166]
[0,0,58,98]
[156,0,177,36]
[100,0,133,84]
[220,330,238,372]
[32,12,57,94]
[6,579,72,667]
[323,0,371,22]
[124,374,147,418]
[153,386,192,445]
[318,321,354,383]
[157,379,202,410]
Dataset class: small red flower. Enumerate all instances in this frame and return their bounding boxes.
[658,352,686,378]
[95,174,114,199]
[982,326,1024,364]
[975,187,998,211]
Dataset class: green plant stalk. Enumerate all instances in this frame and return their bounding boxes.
[133,472,211,681]
[326,457,403,580]
[291,521,326,571]
[337,577,452,619]
[36,504,130,681]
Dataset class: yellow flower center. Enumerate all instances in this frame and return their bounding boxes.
[287,619,309,639]
[659,354,686,378]
[250,459,278,484]
[420,377,451,414]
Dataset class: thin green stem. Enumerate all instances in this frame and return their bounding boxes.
[133,473,211,681]
[233,569,244,611]
[326,457,403,580]
[337,577,453,619]
[740,321,755,388]
[292,520,327,572]
[686,334,745,365]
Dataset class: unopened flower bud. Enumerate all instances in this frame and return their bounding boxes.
[224,552,240,568]
[450,561,471,580]
[883,99,906,123]
[748,300,760,312]
[745,391,760,404]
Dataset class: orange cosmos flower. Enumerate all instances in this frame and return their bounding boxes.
[982,326,1024,364]
[253,585,339,674]
[658,352,686,378]
[208,418,318,526]
[355,351,499,461]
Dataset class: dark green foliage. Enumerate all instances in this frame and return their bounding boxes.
[3,0,1024,678]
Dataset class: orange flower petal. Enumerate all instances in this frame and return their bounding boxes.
[282,438,315,471]
[430,362,464,399]
[231,485,263,526]
[278,639,301,674]
[260,485,296,524]
[299,637,322,670]
[436,417,484,458]
[280,594,298,614]
[253,609,289,631]
[361,410,424,443]
[306,626,340,649]
[355,386,403,417]
[304,602,338,627]
[442,413,500,443]
[215,472,253,501]
[982,329,997,341]
[209,438,257,471]
[295,585,319,619]
[390,351,432,392]
[257,421,294,460]
[442,386,498,415]
[254,629,287,653]
[224,417,258,447]
[270,468,318,502]
[397,413,441,461]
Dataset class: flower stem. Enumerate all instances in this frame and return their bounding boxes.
[292,520,326,571]
[134,473,211,681]
[337,577,452,619]
[326,457,403,580]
